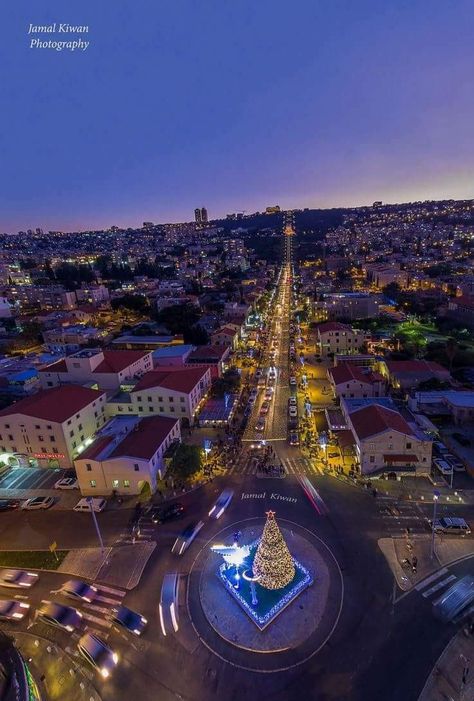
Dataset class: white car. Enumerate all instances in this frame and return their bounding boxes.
[0,569,39,589]
[289,406,298,418]
[159,573,180,636]
[171,521,204,555]
[0,599,30,621]
[209,490,234,519]
[289,377,297,386]
[74,498,107,513]
[21,497,55,510]
[54,478,78,490]
[289,397,297,406]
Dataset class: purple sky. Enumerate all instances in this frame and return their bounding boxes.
[2,0,474,232]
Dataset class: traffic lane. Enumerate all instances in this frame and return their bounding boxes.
[0,507,131,549]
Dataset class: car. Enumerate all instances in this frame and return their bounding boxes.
[0,599,30,620]
[434,459,453,476]
[255,418,266,432]
[453,432,471,447]
[289,397,297,407]
[54,478,78,490]
[209,489,234,519]
[289,406,298,418]
[159,573,180,635]
[0,499,20,512]
[172,521,205,555]
[254,370,262,379]
[74,497,107,512]
[59,579,98,603]
[260,401,270,415]
[36,601,83,632]
[0,569,39,589]
[264,388,273,401]
[108,605,147,636]
[433,575,474,622]
[289,377,297,386]
[150,502,184,524]
[248,395,257,406]
[21,497,54,510]
[249,388,258,398]
[431,517,471,535]
[289,432,299,446]
[77,632,118,679]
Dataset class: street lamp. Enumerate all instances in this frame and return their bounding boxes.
[86,496,105,554]
[430,490,440,560]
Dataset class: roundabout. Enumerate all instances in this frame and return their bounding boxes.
[187,513,344,672]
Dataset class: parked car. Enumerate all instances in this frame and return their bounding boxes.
[289,432,299,446]
[0,499,20,512]
[434,459,453,476]
[0,569,39,589]
[431,517,471,536]
[289,377,297,386]
[77,632,118,679]
[59,579,98,603]
[288,397,297,406]
[74,498,107,513]
[0,599,30,621]
[208,490,234,519]
[260,401,270,415]
[289,406,298,418]
[255,418,266,433]
[54,478,78,490]
[108,605,147,636]
[21,497,54,510]
[264,388,273,401]
[171,521,204,555]
[150,502,184,524]
[36,601,83,632]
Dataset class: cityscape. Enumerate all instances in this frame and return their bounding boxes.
[2,2,474,700]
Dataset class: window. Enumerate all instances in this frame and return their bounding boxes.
[170,407,175,413]
[112,479,119,488]
[159,407,164,412]
[49,435,55,442]
[38,436,44,442]
[168,396,174,402]
[47,425,52,430]
[86,463,92,471]
[137,396,142,402]
[8,434,13,441]
[158,397,163,403]
[180,397,185,403]
[149,407,153,412]
[406,442,412,450]
[4,424,10,429]
[90,480,96,487]
[369,456,375,463]
[35,425,40,430]
[72,441,76,448]
[69,430,74,437]
[147,396,152,402]
[139,406,143,412]
[47,381,53,387]
[73,362,80,368]
[181,407,186,412]
[123,480,130,488]
[134,464,139,471]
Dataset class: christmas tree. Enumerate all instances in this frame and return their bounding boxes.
[252,511,295,589]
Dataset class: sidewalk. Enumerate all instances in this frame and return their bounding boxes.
[418,631,474,701]
[15,631,100,701]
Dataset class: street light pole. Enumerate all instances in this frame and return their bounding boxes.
[87,496,105,554]
[430,490,440,560]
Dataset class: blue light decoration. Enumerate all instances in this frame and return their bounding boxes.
[215,540,313,630]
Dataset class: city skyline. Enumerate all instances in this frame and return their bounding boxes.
[2,0,474,231]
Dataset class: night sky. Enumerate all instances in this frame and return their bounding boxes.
[2,0,474,231]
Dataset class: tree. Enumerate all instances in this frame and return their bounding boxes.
[111,294,149,314]
[252,511,295,590]
[169,444,202,480]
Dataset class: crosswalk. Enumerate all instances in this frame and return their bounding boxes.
[114,512,156,545]
[377,497,429,537]
[226,454,323,477]
[72,582,127,642]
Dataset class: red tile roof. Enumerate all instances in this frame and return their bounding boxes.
[187,345,229,361]
[0,385,104,423]
[350,404,414,440]
[329,363,383,386]
[79,435,115,461]
[132,367,208,394]
[317,322,353,334]
[94,351,150,373]
[40,359,68,373]
[110,416,179,460]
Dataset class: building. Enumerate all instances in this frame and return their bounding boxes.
[408,390,474,426]
[110,335,184,350]
[313,292,382,321]
[343,402,432,476]
[194,207,208,225]
[365,263,409,290]
[186,344,231,378]
[316,322,369,357]
[152,344,194,367]
[39,348,153,392]
[379,360,452,392]
[6,285,76,312]
[75,415,181,495]
[107,366,211,425]
[0,297,13,318]
[210,325,240,350]
[328,363,385,400]
[446,296,474,329]
[0,385,107,468]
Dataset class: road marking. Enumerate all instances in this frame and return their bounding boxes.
[422,575,456,598]
[94,584,126,597]
[81,612,112,628]
[83,603,112,614]
[415,567,449,591]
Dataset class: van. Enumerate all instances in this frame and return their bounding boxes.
[73,498,107,513]
[432,517,471,535]
[433,575,474,622]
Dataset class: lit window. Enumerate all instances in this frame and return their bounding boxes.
[112,479,119,488]
[123,480,130,488]
[90,480,96,487]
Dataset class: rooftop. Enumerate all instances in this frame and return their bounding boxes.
[132,367,208,394]
[350,404,415,441]
[0,385,104,423]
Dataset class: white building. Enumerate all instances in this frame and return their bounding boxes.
[0,385,107,468]
[317,322,369,358]
[39,348,153,392]
[74,415,181,495]
[328,363,386,399]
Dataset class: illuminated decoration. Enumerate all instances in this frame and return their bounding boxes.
[252,511,295,589]
[33,452,65,459]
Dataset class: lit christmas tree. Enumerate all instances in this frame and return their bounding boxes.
[252,511,295,590]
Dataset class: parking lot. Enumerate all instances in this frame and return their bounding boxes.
[0,467,71,490]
